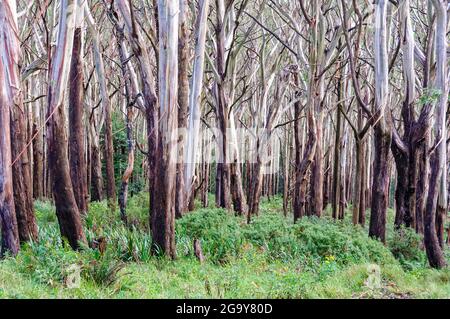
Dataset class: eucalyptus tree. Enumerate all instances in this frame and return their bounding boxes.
[84,3,107,202]
[1,0,38,244]
[0,1,20,256]
[152,0,179,258]
[210,0,251,215]
[185,0,210,205]
[69,0,88,215]
[45,0,87,249]
[175,0,189,218]
[423,0,447,269]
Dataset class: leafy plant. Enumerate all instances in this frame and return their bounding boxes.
[388,227,426,270]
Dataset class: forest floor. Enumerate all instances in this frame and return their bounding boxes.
[0,193,449,299]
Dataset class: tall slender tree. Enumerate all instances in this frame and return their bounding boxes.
[69,0,88,215]
[0,10,19,255]
[46,0,86,250]
[1,0,38,243]
[151,0,179,258]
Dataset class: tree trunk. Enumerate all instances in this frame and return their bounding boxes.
[1,0,38,243]
[0,49,20,256]
[69,26,88,215]
[90,140,103,201]
[293,109,317,222]
[116,29,135,225]
[332,93,342,219]
[369,0,391,243]
[310,112,323,217]
[369,125,391,242]
[101,4,117,211]
[104,90,116,210]
[184,0,210,205]
[213,0,232,211]
[150,0,179,258]
[46,0,86,250]
[229,116,248,215]
[358,139,367,226]
[175,0,189,218]
[424,0,447,269]
[32,80,44,200]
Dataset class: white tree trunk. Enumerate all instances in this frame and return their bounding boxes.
[185,0,210,196]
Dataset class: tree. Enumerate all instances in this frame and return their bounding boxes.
[368,0,392,243]
[69,1,88,215]
[0,5,19,255]
[46,0,86,250]
[185,0,210,205]
[1,0,38,243]
[423,0,447,269]
[175,0,189,218]
[151,0,179,258]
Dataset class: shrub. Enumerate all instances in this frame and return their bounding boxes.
[242,212,300,261]
[387,227,426,270]
[291,217,396,266]
[16,227,80,286]
[176,208,244,263]
[243,213,396,267]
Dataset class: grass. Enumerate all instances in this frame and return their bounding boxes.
[0,193,449,299]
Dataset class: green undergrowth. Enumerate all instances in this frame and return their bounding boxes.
[0,193,448,298]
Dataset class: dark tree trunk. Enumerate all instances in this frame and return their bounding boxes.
[248,161,263,223]
[332,109,342,219]
[69,27,88,215]
[11,95,39,243]
[230,161,248,215]
[293,110,317,222]
[32,118,44,200]
[0,69,20,256]
[358,140,367,226]
[415,133,429,235]
[369,124,391,242]
[47,98,87,250]
[201,161,210,208]
[352,138,363,225]
[201,136,211,208]
[214,0,232,211]
[392,147,408,228]
[46,1,87,250]
[90,142,103,202]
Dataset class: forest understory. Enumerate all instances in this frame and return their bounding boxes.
[0,194,449,299]
[0,0,449,300]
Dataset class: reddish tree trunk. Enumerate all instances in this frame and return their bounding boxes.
[69,27,88,215]
[0,64,20,256]
[46,0,86,250]
[1,0,38,244]
[10,95,39,243]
